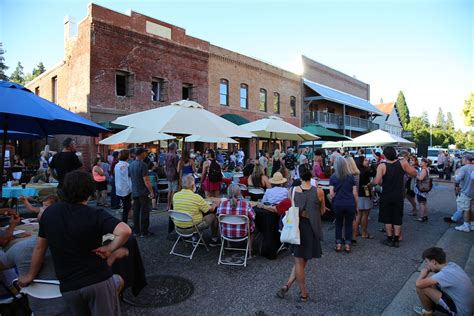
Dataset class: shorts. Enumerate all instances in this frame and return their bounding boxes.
[168,180,178,192]
[416,194,427,203]
[435,287,457,314]
[378,199,404,225]
[456,193,472,212]
[176,213,216,234]
[358,197,373,210]
[95,180,107,191]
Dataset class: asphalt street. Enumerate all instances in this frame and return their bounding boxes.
[119,181,467,316]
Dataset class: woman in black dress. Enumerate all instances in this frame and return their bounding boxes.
[276,167,326,302]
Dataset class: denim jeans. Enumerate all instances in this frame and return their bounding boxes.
[133,195,151,234]
[118,194,132,224]
[110,177,120,209]
[334,205,356,245]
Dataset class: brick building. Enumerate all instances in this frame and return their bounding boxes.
[26,3,381,164]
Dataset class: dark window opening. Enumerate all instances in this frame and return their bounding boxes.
[290,96,296,117]
[116,73,127,97]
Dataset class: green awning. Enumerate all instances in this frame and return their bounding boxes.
[302,124,351,140]
[221,114,250,126]
[98,121,127,130]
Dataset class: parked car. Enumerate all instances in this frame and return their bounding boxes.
[426,147,448,173]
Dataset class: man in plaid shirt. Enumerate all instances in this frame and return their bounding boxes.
[217,184,256,239]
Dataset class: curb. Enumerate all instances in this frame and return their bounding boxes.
[382,228,474,316]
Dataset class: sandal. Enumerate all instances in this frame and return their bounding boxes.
[276,285,289,299]
[297,294,308,302]
[361,234,375,239]
[335,244,342,252]
[345,245,351,253]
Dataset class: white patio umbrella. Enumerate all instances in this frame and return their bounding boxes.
[184,135,238,144]
[99,127,175,145]
[240,116,319,141]
[322,129,414,148]
[112,100,255,138]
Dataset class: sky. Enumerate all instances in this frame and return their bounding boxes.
[1,0,473,129]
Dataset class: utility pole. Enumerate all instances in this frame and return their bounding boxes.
[430,124,433,147]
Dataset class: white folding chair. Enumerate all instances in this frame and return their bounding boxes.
[16,279,61,299]
[218,214,250,267]
[168,210,209,260]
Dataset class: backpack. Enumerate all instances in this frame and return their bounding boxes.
[285,154,296,170]
[208,160,222,182]
[417,170,432,193]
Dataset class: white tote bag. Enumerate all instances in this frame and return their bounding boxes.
[280,188,300,245]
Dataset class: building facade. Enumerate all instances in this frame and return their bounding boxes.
[26,3,380,164]
[373,102,403,136]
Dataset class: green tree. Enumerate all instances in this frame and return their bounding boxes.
[420,111,430,127]
[407,116,430,144]
[435,107,445,128]
[0,42,8,81]
[463,92,474,127]
[9,61,25,85]
[396,90,410,128]
[454,130,467,149]
[32,62,45,77]
[446,112,454,130]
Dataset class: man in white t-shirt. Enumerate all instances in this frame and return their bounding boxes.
[414,247,473,316]
[114,149,132,225]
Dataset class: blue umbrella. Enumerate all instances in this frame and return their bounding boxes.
[0,130,45,139]
[0,81,108,136]
[0,81,109,183]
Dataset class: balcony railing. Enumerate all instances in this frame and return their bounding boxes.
[303,111,379,131]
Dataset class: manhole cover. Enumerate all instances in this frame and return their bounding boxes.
[122,275,194,307]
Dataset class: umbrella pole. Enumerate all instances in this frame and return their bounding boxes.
[0,121,7,191]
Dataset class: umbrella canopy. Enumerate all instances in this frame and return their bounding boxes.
[240,116,319,141]
[112,100,255,138]
[0,81,108,136]
[0,130,45,139]
[302,124,351,141]
[322,129,414,148]
[184,135,238,144]
[99,127,175,145]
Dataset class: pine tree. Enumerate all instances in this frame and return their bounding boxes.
[421,111,430,127]
[0,43,8,81]
[436,107,445,128]
[32,62,46,77]
[10,61,25,85]
[396,91,410,128]
[446,112,454,129]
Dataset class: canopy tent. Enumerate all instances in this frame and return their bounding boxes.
[99,127,175,145]
[322,129,414,148]
[302,124,351,141]
[220,113,250,126]
[184,135,238,144]
[0,81,109,183]
[240,116,319,141]
[113,100,255,139]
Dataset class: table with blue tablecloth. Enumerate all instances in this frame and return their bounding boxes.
[2,187,38,199]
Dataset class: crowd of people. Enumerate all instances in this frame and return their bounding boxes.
[0,137,472,315]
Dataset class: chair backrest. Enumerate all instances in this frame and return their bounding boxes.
[19,279,61,299]
[219,214,249,225]
[168,210,193,224]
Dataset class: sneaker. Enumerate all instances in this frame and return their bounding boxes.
[444,217,456,223]
[209,238,222,247]
[413,305,433,315]
[454,224,471,233]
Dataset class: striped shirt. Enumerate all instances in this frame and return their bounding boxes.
[172,189,211,228]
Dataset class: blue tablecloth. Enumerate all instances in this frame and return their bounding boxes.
[2,187,39,199]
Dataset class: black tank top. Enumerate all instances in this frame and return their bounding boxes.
[381,160,405,202]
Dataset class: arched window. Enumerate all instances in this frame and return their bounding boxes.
[240,84,248,109]
[220,79,229,106]
[273,92,280,114]
[259,89,267,112]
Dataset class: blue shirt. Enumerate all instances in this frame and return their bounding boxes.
[329,174,356,207]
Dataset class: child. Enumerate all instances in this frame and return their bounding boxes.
[19,195,58,220]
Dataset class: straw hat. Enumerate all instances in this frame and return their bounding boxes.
[269,172,287,185]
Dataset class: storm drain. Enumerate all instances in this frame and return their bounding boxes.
[123,275,194,307]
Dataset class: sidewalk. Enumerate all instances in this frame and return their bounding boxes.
[382,223,474,315]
